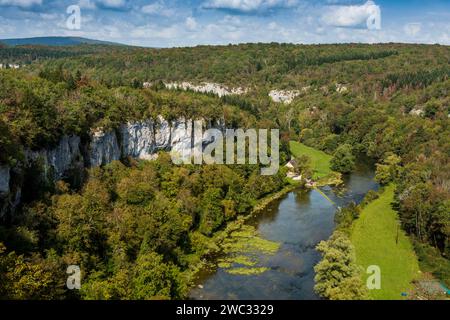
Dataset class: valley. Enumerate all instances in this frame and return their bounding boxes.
[0,42,448,300]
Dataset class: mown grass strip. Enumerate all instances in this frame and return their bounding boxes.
[350,185,420,300]
[289,141,333,179]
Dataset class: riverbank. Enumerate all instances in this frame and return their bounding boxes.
[350,185,421,300]
[251,184,299,215]
[188,144,372,299]
[190,156,380,299]
[184,183,299,296]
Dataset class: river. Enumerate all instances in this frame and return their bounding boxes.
[190,161,379,300]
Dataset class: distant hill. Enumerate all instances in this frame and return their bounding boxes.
[0,36,123,47]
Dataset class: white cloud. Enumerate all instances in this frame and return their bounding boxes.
[203,0,298,13]
[0,0,42,7]
[141,1,174,17]
[404,23,421,37]
[185,17,197,31]
[321,0,381,29]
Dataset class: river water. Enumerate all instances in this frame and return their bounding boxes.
[190,161,379,300]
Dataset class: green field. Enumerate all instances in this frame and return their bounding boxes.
[289,141,333,179]
[350,185,420,300]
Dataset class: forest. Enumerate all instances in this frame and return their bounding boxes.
[0,42,449,299]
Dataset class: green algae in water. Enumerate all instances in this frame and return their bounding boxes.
[231,255,257,267]
[218,255,257,269]
[217,225,280,275]
[217,261,233,268]
[222,225,280,255]
[226,267,270,276]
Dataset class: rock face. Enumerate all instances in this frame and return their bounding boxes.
[154,117,172,150]
[165,82,247,97]
[0,116,222,217]
[87,117,209,167]
[0,166,10,195]
[170,118,194,156]
[120,117,196,160]
[48,135,82,179]
[25,135,82,180]
[89,130,121,167]
[120,120,155,160]
[269,90,301,104]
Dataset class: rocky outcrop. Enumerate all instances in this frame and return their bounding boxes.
[48,135,81,179]
[269,90,301,104]
[25,135,82,180]
[165,82,247,97]
[0,166,20,218]
[0,166,10,195]
[169,118,194,156]
[89,130,121,167]
[120,117,195,160]
[1,116,223,217]
[154,117,172,150]
[120,120,155,160]
[269,86,312,104]
[92,118,217,167]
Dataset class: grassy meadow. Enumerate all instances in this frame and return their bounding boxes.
[289,141,333,179]
[351,185,420,300]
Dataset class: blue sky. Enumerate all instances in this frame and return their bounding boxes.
[0,0,449,47]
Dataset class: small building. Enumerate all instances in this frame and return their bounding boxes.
[285,159,298,171]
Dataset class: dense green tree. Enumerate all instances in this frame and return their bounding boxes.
[375,154,402,185]
[132,251,184,300]
[199,188,224,236]
[0,243,66,299]
[53,176,110,258]
[293,155,313,178]
[334,202,360,232]
[81,268,133,300]
[330,144,356,174]
[314,232,369,300]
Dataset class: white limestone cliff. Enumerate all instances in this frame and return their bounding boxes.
[269,90,301,104]
[89,130,121,167]
[165,82,247,97]
[25,135,82,180]
[1,116,224,216]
